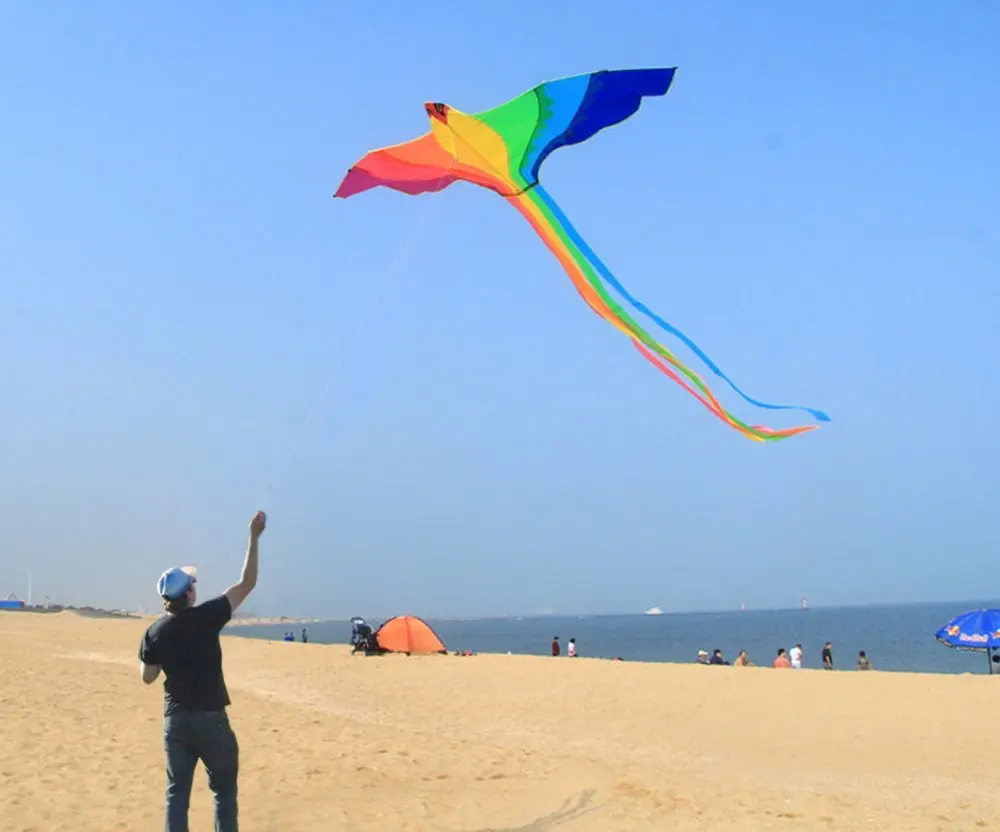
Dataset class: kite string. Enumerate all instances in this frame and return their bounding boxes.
[234,159,459,601]
[257,158,459,506]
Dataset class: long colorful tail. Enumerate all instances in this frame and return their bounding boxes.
[535,187,830,424]
[507,186,827,441]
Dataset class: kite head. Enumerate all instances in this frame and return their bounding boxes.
[425,102,450,124]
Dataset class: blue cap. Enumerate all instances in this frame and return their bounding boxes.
[157,566,197,600]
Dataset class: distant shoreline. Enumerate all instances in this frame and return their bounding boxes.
[1,608,994,676]
[227,616,320,627]
[3,596,999,623]
[0,607,319,625]
[0,605,140,619]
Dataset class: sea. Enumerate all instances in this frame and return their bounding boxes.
[228,600,1000,675]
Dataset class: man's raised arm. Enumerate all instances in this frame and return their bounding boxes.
[225,511,266,613]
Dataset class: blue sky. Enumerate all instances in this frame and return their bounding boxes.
[1,2,997,618]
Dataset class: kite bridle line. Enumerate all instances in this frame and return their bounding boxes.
[227,155,460,592]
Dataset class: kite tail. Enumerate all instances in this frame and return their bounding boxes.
[532,185,830,425]
[505,188,820,442]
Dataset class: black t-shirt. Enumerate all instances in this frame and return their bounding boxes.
[822,647,833,667]
[139,595,233,715]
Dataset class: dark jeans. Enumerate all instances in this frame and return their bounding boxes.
[164,709,239,832]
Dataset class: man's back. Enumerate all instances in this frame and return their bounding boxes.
[140,595,233,715]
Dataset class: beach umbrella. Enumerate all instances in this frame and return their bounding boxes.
[934,609,1000,674]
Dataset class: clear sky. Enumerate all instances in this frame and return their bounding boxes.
[1,3,997,619]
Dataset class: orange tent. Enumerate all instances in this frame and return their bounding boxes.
[374,615,447,655]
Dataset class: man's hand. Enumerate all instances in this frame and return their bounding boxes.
[250,510,267,538]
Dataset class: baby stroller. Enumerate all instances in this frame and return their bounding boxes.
[350,616,378,655]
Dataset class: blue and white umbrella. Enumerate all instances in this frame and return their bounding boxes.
[935,608,1000,673]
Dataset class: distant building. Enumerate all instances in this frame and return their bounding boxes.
[0,594,25,610]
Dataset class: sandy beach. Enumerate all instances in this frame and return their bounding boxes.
[1,610,996,831]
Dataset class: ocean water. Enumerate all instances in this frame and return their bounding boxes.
[229,600,1000,675]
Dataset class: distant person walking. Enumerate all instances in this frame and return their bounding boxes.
[551,636,560,656]
[138,510,267,832]
[789,643,803,669]
[822,641,834,670]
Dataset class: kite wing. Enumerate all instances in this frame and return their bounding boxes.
[334,133,458,199]
[334,68,678,199]
[472,68,677,189]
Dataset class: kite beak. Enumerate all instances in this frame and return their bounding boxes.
[425,102,449,124]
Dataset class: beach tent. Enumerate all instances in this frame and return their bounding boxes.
[374,615,447,655]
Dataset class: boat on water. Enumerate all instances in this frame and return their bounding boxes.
[644,606,663,616]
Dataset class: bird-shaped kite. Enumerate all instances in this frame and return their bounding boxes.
[334,68,830,441]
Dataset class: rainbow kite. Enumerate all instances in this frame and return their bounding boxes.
[334,68,830,441]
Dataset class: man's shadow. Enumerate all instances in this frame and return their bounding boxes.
[470,789,600,832]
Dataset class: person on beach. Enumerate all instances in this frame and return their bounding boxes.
[551,636,560,656]
[822,641,834,670]
[709,649,729,665]
[567,638,577,658]
[733,649,753,667]
[789,643,803,669]
[773,648,791,668]
[138,510,267,832]
[856,650,872,670]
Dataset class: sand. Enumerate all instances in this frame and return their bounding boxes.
[0,611,996,831]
